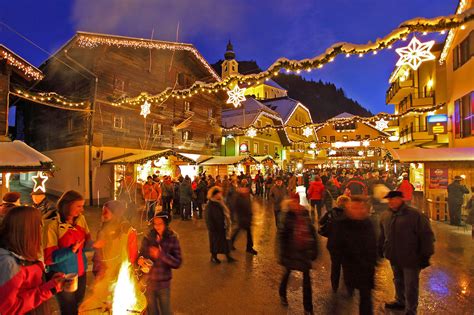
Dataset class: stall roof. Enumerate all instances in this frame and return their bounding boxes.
[254,155,275,163]
[0,140,53,172]
[104,149,196,164]
[199,155,258,166]
[388,147,474,162]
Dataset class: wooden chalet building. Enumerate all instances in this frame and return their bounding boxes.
[22,32,224,203]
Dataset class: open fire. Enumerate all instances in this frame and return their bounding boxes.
[111,262,147,314]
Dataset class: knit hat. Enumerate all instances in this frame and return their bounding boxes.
[2,192,21,203]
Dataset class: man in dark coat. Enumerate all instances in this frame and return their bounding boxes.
[269,177,288,227]
[379,191,435,315]
[205,186,236,264]
[278,193,318,315]
[31,190,57,220]
[195,177,208,219]
[230,181,257,255]
[328,195,377,315]
[447,175,469,226]
[179,176,193,221]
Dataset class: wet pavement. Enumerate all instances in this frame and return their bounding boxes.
[9,181,474,314]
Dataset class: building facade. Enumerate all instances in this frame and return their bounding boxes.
[20,32,224,202]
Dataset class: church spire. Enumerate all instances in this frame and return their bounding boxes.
[224,40,235,60]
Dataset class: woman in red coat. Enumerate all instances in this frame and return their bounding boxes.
[0,206,64,315]
[307,176,325,223]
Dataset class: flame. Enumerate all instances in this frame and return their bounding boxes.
[112,262,138,315]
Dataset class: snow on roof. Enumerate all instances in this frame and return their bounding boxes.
[261,97,312,124]
[199,155,258,166]
[264,79,286,91]
[332,112,355,119]
[388,147,474,162]
[0,140,53,171]
[105,149,196,164]
[222,97,282,128]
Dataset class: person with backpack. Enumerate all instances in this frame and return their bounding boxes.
[328,195,378,315]
[278,193,318,315]
[323,179,340,213]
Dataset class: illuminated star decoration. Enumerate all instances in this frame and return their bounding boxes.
[362,140,370,147]
[395,36,435,71]
[140,100,151,118]
[32,171,48,193]
[226,86,246,108]
[303,127,313,137]
[309,142,317,149]
[246,127,257,138]
[375,118,389,131]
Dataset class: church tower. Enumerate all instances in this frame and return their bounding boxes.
[221,40,239,79]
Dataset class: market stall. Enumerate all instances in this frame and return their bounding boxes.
[388,147,474,219]
[199,155,258,177]
[0,139,54,198]
[104,149,198,200]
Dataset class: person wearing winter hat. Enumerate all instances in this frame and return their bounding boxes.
[138,212,182,315]
[379,191,434,315]
[447,175,469,226]
[0,192,21,221]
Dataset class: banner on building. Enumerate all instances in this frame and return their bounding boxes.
[429,168,449,189]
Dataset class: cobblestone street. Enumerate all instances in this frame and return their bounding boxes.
[81,197,474,315]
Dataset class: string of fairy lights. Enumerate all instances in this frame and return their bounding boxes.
[97,7,474,109]
[11,88,91,112]
[0,46,44,80]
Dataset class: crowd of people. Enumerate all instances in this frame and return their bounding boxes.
[0,166,472,314]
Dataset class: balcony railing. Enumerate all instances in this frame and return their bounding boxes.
[398,91,435,113]
[386,72,414,103]
[399,124,433,144]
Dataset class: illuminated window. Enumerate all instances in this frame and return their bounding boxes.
[113,116,123,129]
[152,123,162,136]
[453,31,474,70]
[454,92,473,138]
[330,136,335,142]
[182,130,193,141]
[184,101,192,112]
[321,136,327,142]
[253,142,259,154]
[264,144,269,155]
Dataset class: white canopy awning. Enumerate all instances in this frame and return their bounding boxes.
[0,140,53,172]
[388,147,474,162]
[199,155,257,166]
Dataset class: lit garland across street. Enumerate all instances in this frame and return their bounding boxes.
[109,8,474,108]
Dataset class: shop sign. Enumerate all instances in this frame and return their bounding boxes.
[427,115,447,135]
[239,143,248,153]
[429,168,449,189]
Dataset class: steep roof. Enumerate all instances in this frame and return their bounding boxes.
[222,97,282,128]
[261,97,313,124]
[0,45,43,81]
[42,31,220,81]
[222,97,291,146]
[0,140,53,172]
[332,112,355,119]
[264,79,286,91]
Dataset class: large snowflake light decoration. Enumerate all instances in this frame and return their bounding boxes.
[32,171,48,193]
[303,126,313,137]
[140,100,151,118]
[246,127,257,138]
[375,118,389,131]
[395,36,435,71]
[227,86,246,108]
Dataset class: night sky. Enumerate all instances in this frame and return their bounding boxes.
[1,0,456,114]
